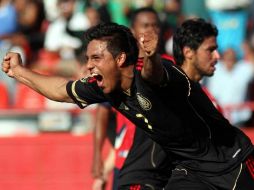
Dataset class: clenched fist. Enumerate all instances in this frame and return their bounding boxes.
[138,30,158,57]
[2,52,23,78]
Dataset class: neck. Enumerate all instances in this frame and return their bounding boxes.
[121,65,134,92]
[139,50,145,58]
[181,63,201,82]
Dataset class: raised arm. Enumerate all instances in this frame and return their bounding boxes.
[2,52,73,103]
[92,104,112,178]
[139,31,164,85]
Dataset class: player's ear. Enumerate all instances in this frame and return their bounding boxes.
[183,46,194,60]
[116,52,127,67]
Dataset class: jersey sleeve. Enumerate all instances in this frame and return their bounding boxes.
[66,77,107,108]
[160,57,175,84]
[135,55,177,86]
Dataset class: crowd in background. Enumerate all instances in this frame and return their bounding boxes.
[1,0,254,127]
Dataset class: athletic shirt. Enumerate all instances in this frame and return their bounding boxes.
[66,57,253,177]
[114,111,135,169]
[116,58,172,188]
[202,86,223,114]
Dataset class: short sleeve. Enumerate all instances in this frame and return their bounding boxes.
[66,77,107,108]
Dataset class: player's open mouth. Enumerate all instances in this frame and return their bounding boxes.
[92,73,102,81]
[91,73,104,87]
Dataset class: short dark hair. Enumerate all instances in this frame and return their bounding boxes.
[173,18,218,66]
[130,7,160,27]
[83,22,139,65]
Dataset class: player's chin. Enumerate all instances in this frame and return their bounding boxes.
[101,86,111,94]
[206,70,215,76]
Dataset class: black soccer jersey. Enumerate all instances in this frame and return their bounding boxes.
[118,126,172,188]
[66,58,253,176]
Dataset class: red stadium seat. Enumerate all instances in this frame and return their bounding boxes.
[0,82,9,109]
[14,83,45,109]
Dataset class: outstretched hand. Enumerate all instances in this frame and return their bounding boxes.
[138,31,158,57]
[2,52,23,78]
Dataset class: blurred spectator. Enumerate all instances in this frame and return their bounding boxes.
[12,0,46,65]
[1,0,46,64]
[43,0,90,77]
[242,40,254,63]
[242,41,254,127]
[206,0,251,10]
[85,6,101,27]
[181,0,209,19]
[159,0,184,55]
[43,0,59,21]
[205,48,254,127]
[87,0,111,23]
[63,6,101,78]
[107,0,130,26]
[246,0,254,55]
[0,0,18,60]
[130,0,153,8]
[1,0,48,109]
[205,0,251,59]
[44,0,89,56]
[0,0,17,37]
[0,0,19,105]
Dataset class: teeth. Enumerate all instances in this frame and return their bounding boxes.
[91,73,99,77]
[91,73,102,81]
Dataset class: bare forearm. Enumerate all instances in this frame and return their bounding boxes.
[138,30,164,84]
[13,66,72,102]
[92,105,111,177]
[2,52,72,102]
[142,53,164,84]
[93,106,110,148]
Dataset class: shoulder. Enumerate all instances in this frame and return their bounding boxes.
[161,54,175,64]
[66,77,106,108]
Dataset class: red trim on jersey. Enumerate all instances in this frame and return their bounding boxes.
[130,184,141,190]
[114,112,136,169]
[246,154,254,179]
[136,58,143,71]
[202,86,223,114]
[161,53,176,64]
[135,54,175,71]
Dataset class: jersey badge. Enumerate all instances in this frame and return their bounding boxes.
[137,93,152,111]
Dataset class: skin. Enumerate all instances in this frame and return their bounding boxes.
[92,105,111,178]
[58,0,76,19]
[131,11,160,57]
[221,48,237,72]
[139,32,163,84]
[132,13,163,83]
[85,40,133,94]
[2,52,72,102]
[91,11,163,189]
[181,36,220,82]
[2,23,162,101]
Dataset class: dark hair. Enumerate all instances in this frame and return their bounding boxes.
[83,22,139,65]
[130,7,160,27]
[173,18,218,66]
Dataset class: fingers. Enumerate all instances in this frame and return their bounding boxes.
[92,178,106,190]
[2,60,10,73]
[4,52,16,61]
[91,161,104,178]
[3,55,11,61]
[138,31,158,56]
[1,52,21,78]
[2,55,11,73]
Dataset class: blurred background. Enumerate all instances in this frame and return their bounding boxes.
[1,0,254,189]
